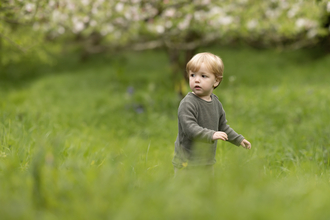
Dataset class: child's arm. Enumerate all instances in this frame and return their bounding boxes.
[240,139,251,149]
[213,132,251,149]
[178,101,215,142]
[218,106,246,146]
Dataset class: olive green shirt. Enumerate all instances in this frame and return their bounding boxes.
[172,92,244,168]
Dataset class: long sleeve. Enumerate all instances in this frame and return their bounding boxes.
[218,106,244,146]
[178,101,215,143]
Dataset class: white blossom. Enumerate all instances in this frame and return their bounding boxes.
[295,18,317,29]
[116,3,124,12]
[83,16,90,23]
[296,18,306,28]
[25,3,34,12]
[114,31,121,39]
[67,2,75,11]
[193,0,210,5]
[164,8,176,18]
[49,0,56,7]
[165,21,172,28]
[266,9,280,19]
[58,26,65,34]
[128,6,140,21]
[280,1,289,10]
[143,3,158,17]
[90,20,97,27]
[60,13,68,21]
[307,29,317,38]
[156,25,165,34]
[178,14,192,30]
[125,11,132,20]
[247,19,258,30]
[101,29,108,36]
[202,0,211,5]
[194,11,206,21]
[218,16,233,26]
[75,22,84,32]
[72,18,85,33]
[33,22,40,31]
[107,24,114,32]
[81,0,89,6]
[114,18,125,26]
[209,7,224,17]
[52,10,61,21]
[287,6,299,18]
[92,7,98,14]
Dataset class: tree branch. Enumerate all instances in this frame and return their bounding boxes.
[0,32,27,53]
[130,40,164,50]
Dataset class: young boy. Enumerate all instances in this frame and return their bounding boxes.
[172,52,251,173]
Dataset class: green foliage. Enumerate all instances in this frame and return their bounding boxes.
[0,0,56,66]
[1,47,330,219]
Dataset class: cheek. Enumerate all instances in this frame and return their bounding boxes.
[189,79,194,87]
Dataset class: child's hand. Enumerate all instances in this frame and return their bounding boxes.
[212,131,228,141]
[240,139,251,149]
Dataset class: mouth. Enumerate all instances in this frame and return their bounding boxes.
[195,86,201,90]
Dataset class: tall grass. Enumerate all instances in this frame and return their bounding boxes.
[0,47,330,219]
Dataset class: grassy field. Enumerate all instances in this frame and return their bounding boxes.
[1,46,330,220]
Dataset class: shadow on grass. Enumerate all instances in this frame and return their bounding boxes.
[1,45,329,91]
[0,51,128,91]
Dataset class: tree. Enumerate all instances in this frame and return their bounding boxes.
[0,0,52,67]
[2,0,330,93]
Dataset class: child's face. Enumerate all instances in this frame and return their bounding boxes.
[189,63,219,101]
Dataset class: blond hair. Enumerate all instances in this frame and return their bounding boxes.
[186,52,224,89]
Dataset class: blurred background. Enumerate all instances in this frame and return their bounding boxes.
[1,1,330,220]
[1,0,330,89]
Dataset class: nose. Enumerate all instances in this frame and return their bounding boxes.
[195,75,200,82]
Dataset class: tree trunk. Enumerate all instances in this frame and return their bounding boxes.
[167,48,197,98]
[0,36,2,67]
[322,13,330,53]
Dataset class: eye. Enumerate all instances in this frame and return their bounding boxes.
[202,75,207,78]
[190,73,195,77]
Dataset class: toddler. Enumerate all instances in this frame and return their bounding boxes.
[172,52,251,173]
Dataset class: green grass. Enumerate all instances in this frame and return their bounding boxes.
[1,47,330,220]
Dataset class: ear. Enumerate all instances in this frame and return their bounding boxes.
[213,78,220,88]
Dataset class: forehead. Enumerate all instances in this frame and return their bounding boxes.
[190,63,212,73]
